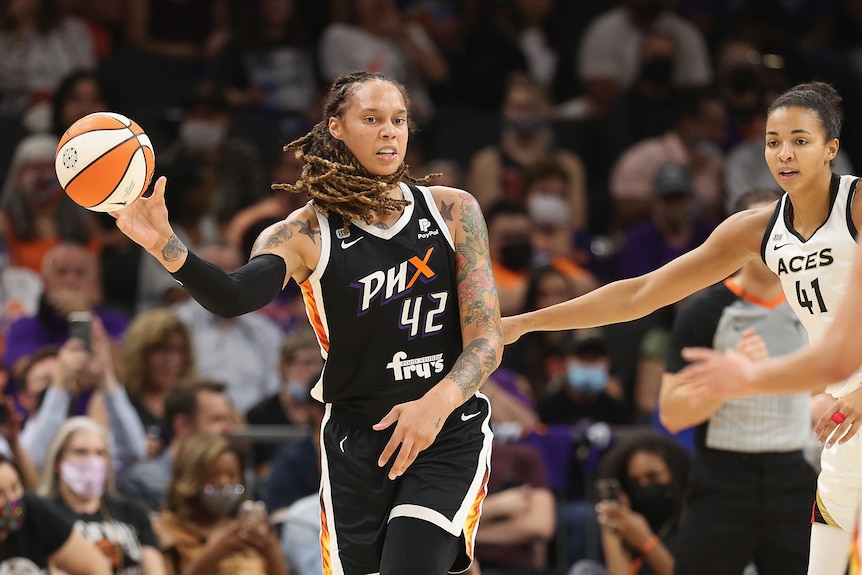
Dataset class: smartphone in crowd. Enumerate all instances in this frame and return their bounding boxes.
[68,311,92,351]
[595,478,623,502]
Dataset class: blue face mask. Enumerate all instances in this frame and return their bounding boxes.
[567,365,609,395]
[285,380,309,402]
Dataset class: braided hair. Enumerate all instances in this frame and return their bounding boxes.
[272,71,438,227]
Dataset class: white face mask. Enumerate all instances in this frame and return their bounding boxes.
[179,120,227,149]
[528,193,570,226]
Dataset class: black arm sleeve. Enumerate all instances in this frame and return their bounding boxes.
[170,252,287,318]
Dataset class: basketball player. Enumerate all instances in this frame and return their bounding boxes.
[660,188,816,575]
[113,71,503,575]
[503,81,862,575]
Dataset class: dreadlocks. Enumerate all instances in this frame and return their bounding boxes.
[272,71,438,227]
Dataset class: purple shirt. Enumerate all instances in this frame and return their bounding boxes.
[4,305,129,373]
[616,219,715,279]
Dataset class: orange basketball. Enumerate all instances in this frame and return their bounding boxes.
[55,111,155,212]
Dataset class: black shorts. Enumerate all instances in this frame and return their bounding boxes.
[319,393,493,574]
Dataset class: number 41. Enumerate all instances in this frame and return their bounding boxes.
[796,278,827,314]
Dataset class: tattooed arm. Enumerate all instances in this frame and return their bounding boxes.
[444,189,503,400]
[374,187,502,480]
[113,177,319,316]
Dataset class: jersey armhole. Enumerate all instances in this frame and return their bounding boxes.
[845,177,861,240]
[760,196,784,265]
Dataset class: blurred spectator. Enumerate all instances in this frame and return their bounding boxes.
[474,441,556,575]
[38,417,166,574]
[616,162,716,280]
[502,265,577,401]
[265,396,324,513]
[152,433,287,575]
[279,491,322,575]
[523,159,598,292]
[576,0,712,117]
[512,0,575,98]
[224,145,306,254]
[467,74,588,229]
[123,0,231,64]
[118,379,235,512]
[5,319,146,474]
[4,242,127,376]
[536,330,628,427]
[319,0,448,122]
[603,31,681,164]
[47,69,149,318]
[569,430,691,575]
[0,0,98,121]
[231,0,321,124]
[486,200,537,316]
[609,90,727,230]
[245,328,322,477]
[160,93,268,225]
[118,308,196,460]
[0,250,42,358]
[171,242,283,415]
[0,393,40,490]
[658,188,814,575]
[135,154,221,312]
[0,134,100,273]
[0,453,110,574]
[447,0,528,111]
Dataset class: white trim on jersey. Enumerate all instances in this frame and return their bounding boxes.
[318,404,345,575]
[350,183,416,239]
[414,184,456,252]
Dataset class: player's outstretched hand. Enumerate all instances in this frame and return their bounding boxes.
[373,396,451,480]
[113,176,175,253]
[678,347,757,401]
[815,387,862,447]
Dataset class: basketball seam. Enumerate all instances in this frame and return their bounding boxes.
[63,131,140,205]
[84,145,142,209]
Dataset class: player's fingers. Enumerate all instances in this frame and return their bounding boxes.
[377,433,402,468]
[838,422,857,444]
[388,442,419,480]
[149,176,167,202]
[372,406,401,432]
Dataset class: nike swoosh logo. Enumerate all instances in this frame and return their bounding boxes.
[341,237,364,249]
[461,412,481,422]
[773,243,792,250]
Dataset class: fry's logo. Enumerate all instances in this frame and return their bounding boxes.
[386,351,445,381]
[352,248,436,312]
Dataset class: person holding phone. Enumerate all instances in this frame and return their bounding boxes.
[569,430,690,575]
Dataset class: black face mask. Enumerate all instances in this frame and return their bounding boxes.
[728,66,760,94]
[499,240,533,272]
[641,58,673,86]
[505,118,548,140]
[630,484,676,533]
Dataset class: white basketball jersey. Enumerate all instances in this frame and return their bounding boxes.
[763,174,861,397]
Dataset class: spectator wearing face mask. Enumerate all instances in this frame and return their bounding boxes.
[535,330,629,427]
[152,433,287,575]
[38,417,166,575]
[467,73,588,229]
[159,93,267,225]
[569,430,690,575]
[603,32,682,165]
[0,453,110,574]
[0,134,100,274]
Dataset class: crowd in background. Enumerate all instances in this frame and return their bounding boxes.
[0,0,860,573]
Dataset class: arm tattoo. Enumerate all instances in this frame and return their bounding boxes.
[439,200,454,222]
[161,234,188,262]
[296,219,321,243]
[448,339,499,400]
[450,194,502,401]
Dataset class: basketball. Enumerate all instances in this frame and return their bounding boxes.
[55,111,155,212]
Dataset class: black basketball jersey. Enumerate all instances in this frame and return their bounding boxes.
[301,183,463,422]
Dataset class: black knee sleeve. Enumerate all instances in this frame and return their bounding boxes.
[381,516,461,575]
